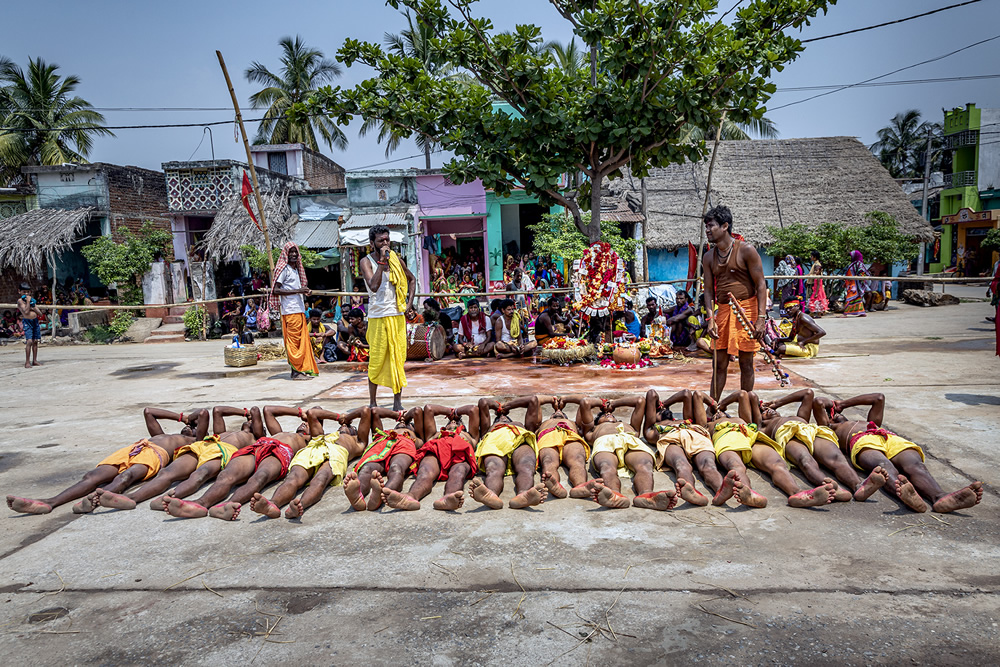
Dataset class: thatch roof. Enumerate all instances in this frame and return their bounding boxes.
[632,137,934,249]
[0,207,93,275]
[200,189,298,263]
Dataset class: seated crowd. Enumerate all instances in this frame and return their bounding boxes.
[7,389,981,520]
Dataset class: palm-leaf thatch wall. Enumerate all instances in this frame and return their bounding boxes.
[630,137,934,249]
[199,188,298,263]
[0,207,93,275]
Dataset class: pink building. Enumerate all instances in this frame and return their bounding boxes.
[415,173,488,293]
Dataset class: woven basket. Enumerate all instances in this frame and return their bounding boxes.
[224,345,258,367]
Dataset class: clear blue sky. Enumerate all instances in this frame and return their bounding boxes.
[3,0,999,172]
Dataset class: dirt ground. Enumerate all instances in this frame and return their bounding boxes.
[0,292,996,665]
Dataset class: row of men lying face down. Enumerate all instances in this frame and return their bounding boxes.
[6,389,982,520]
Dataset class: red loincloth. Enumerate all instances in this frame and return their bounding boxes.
[354,430,418,472]
[232,437,294,477]
[411,425,478,480]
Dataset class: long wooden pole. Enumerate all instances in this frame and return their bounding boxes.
[216,50,276,282]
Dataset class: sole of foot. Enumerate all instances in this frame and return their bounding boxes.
[541,472,568,499]
[433,491,464,511]
[97,489,137,510]
[569,479,603,500]
[895,474,928,512]
[469,479,503,509]
[854,466,888,502]
[383,488,420,511]
[166,497,209,518]
[596,487,630,509]
[208,502,241,521]
[509,483,547,509]
[931,481,983,513]
[678,479,709,507]
[6,496,52,515]
[249,493,281,519]
[632,490,677,511]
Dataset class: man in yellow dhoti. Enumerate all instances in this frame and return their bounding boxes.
[643,388,712,507]
[468,396,546,510]
[361,225,415,411]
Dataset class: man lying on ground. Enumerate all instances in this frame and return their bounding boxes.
[381,404,481,511]
[343,407,421,512]
[251,407,370,519]
[574,395,676,511]
[7,408,208,515]
[164,406,309,520]
[533,395,603,501]
[814,394,982,513]
[772,297,826,358]
[94,405,262,511]
[468,396,546,509]
[689,390,759,506]
[643,388,711,507]
[758,389,886,502]
[712,390,834,508]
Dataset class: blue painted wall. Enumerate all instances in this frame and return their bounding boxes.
[648,247,775,282]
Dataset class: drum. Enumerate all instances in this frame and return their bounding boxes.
[406,323,446,360]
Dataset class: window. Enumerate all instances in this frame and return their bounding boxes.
[268,152,288,175]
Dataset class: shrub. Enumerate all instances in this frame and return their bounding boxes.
[108,311,135,340]
[84,325,113,344]
[183,305,206,338]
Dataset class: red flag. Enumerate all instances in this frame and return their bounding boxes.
[241,171,262,232]
[686,242,697,293]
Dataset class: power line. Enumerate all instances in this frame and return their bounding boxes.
[770,33,1000,111]
[774,73,1000,92]
[802,0,982,43]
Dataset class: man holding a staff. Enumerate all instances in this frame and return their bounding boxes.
[361,225,415,410]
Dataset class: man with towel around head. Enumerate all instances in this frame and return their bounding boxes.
[361,224,415,410]
[271,241,318,380]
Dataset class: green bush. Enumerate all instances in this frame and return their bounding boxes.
[80,222,172,305]
[183,305,206,338]
[84,325,113,344]
[108,311,135,340]
[528,211,641,263]
[239,244,322,273]
[982,228,1000,255]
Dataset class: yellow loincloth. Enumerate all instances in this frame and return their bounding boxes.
[773,421,818,455]
[367,314,408,394]
[712,422,757,464]
[475,424,538,476]
[654,423,713,467]
[97,439,170,481]
[288,433,350,486]
[589,424,656,479]
[849,433,924,470]
[175,435,238,469]
[782,342,819,358]
[537,425,590,459]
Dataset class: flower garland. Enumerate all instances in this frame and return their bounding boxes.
[543,336,589,350]
[599,357,653,370]
[575,242,625,316]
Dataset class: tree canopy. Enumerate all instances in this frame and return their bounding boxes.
[528,210,640,264]
[766,212,919,271]
[869,110,944,179]
[299,0,835,242]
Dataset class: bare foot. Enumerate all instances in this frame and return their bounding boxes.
[733,477,768,508]
[595,486,631,509]
[854,466,888,501]
[73,492,100,514]
[469,478,503,509]
[96,488,137,510]
[895,474,928,512]
[249,493,281,519]
[677,479,709,507]
[932,481,983,513]
[541,471,568,499]
[208,502,242,521]
[788,481,834,508]
[433,490,465,511]
[165,497,209,518]
[343,471,366,511]
[24,362,31,369]
[826,478,853,503]
[32,361,41,366]
[150,493,172,511]
[6,495,52,515]
[569,479,603,499]
[284,498,305,519]
[632,489,677,511]
[712,470,737,506]
[509,483,547,509]
[383,488,421,511]
[367,472,385,511]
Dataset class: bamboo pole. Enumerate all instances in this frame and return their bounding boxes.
[694,110,727,305]
[49,252,57,339]
[216,50,276,282]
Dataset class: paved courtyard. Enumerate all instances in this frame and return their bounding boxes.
[0,292,997,665]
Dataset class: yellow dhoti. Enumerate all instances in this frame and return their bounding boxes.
[97,440,170,481]
[537,425,590,459]
[175,435,238,469]
[782,342,819,358]
[475,424,537,475]
[849,433,924,470]
[367,314,407,393]
[712,422,757,464]
[654,423,713,468]
[589,424,655,479]
[289,433,350,486]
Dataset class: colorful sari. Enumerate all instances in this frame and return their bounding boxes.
[843,250,869,316]
[807,261,829,314]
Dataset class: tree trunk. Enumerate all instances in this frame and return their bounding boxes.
[588,174,602,245]
[424,143,431,170]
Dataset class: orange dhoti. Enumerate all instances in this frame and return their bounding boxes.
[282,313,319,376]
[714,297,761,355]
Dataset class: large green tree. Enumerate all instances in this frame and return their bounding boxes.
[0,57,113,185]
[869,110,941,178]
[246,36,348,151]
[300,0,834,242]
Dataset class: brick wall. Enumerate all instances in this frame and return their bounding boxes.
[0,268,46,306]
[302,148,346,190]
[102,164,173,258]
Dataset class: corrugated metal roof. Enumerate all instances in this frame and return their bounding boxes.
[293,220,340,248]
[341,211,408,229]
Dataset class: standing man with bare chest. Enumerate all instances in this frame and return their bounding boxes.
[701,206,768,400]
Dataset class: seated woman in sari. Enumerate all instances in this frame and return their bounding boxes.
[843,250,869,317]
[243,298,259,330]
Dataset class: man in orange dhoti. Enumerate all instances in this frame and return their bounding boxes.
[271,242,318,380]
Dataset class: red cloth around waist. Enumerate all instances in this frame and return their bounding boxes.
[413,426,477,480]
[233,437,294,477]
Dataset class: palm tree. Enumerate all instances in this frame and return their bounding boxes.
[543,38,587,76]
[869,110,939,178]
[245,36,347,152]
[679,116,779,143]
[0,57,113,185]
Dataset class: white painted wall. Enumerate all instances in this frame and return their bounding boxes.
[979,109,1000,191]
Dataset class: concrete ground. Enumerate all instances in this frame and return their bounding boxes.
[0,293,997,665]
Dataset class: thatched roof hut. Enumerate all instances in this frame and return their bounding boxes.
[0,207,93,275]
[628,137,934,249]
[199,189,298,263]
